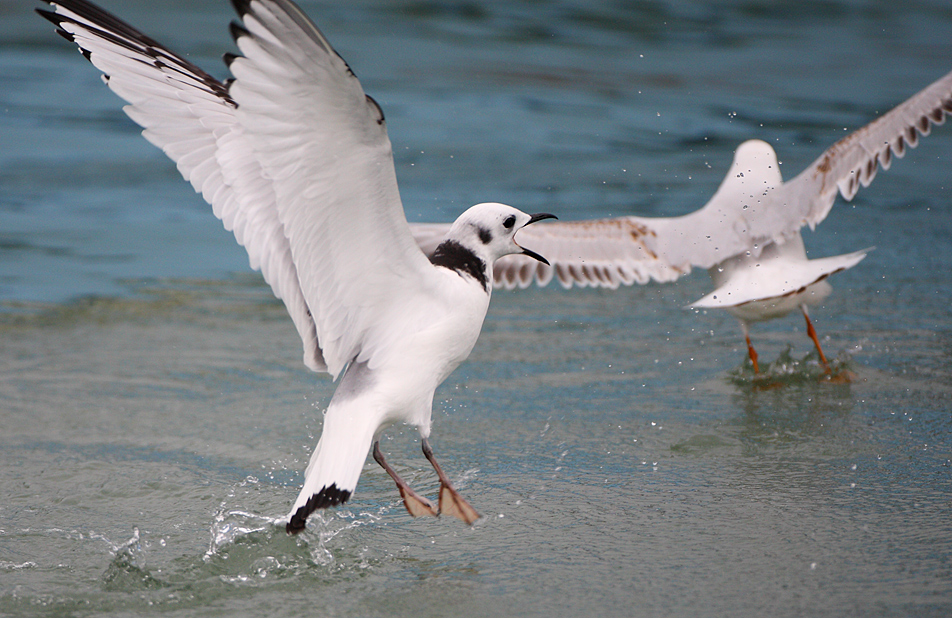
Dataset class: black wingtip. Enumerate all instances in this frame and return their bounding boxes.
[285,484,352,535]
[230,0,254,18]
[229,20,251,44]
[365,94,385,125]
[36,8,76,43]
[35,7,60,26]
[56,27,78,45]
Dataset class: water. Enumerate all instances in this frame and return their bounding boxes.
[3,0,952,616]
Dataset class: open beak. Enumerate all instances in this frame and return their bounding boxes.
[517,212,557,265]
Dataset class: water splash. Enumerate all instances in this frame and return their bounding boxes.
[206,509,280,561]
[205,475,285,561]
[727,345,857,389]
[204,474,393,576]
[304,507,389,567]
[0,561,38,570]
[101,528,165,592]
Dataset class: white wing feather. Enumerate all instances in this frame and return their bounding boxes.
[41,0,324,371]
[227,0,438,379]
[409,68,952,291]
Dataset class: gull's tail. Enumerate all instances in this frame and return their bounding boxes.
[285,399,379,534]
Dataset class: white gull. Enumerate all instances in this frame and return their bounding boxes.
[38,0,555,533]
[414,69,952,372]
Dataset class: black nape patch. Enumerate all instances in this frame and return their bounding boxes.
[477,226,492,245]
[429,240,489,291]
[286,483,351,534]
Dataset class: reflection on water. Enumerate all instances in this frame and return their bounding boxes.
[3,0,952,616]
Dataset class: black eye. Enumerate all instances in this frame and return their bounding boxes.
[503,215,516,229]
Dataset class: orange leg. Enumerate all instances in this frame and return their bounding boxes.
[745,335,760,373]
[373,441,438,518]
[741,322,759,373]
[801,306,830,372]
[422,438,480,525]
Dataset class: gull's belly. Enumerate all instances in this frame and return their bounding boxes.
[726,280,832,323]
[407,281,487,382]
[367,273,490,425]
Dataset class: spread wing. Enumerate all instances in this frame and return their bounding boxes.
[40,0,437,379]
[408,67,952,290]
[39,0,325,371]
[777,67,952,234]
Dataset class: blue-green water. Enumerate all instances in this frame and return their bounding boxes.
[3,1,952,616]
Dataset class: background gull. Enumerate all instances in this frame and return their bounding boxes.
[37,0,554,533]
[414,68,952,372]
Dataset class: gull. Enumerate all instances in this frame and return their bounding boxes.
[680,140,870,374]
[38,0,555,533]
[414,69,952,372]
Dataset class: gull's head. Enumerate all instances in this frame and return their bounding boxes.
[730,140,783,185]
[707,140,784,215]
[448,202,557,265]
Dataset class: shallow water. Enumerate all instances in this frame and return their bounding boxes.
[3,0,952,616]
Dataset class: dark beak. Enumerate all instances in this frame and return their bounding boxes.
[526,212,558,226]
[518,212,557,265]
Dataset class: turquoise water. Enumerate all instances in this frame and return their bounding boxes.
[3,1,952,616]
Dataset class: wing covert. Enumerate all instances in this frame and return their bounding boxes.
[227,0,437,378]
